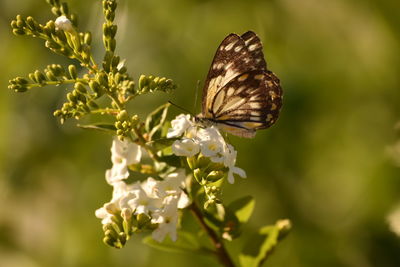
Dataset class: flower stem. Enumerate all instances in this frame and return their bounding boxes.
[190,202,235,267]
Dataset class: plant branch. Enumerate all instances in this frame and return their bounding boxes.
[190,202,235,267]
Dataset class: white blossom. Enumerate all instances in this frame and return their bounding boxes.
[95,181,137,224]
[151,196,180,242]
[54,15,74,32]
[96,168,190,243]
[128,186,162,215]
[172,138,199,157]
[168,114,247,184]
[111,138,142,165]
[223,144,246,184]
[106,138,142,184]
[167,114,193,138]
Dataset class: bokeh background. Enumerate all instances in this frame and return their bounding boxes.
[1,0,400,266]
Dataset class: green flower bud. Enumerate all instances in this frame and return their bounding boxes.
[45,71,57,81]
[136,213,151,229]
[68,64,77,79]
[74,82,86,94]
[53,110,62,117]
[12,28,25,35]
[70,13,78,27]
[72,34,82,52]
[109,38,116,52]
[16,18,25,28]
[187,156,197,170]
[206,170,225,182]
[46,0,55,6]
[49,64,64,76]
[60,3,69,15]
[10,20,18,29]
[16,77,28,85]
[26,16,36,31]
[55,29,67,42]
[197,154,211,169]
[103,236,116,247]
[28,73,36,83]
[89,80,103,96]
[9,84,27,93]
[193,168,205,184]
[77,94,87,104]
[110,25,117,38]
[138,75,148,89]
[45,40,61,50]
[97,72,109,86]
[102,23,110,37]
[67,92,76,102]
[84,32,92,45]
[34,70,46,84]
[118,232,127,245]
[46,20,56,33]
[116,110,129,121]
[114,73,121,84]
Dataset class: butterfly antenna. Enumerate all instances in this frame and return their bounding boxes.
[168,101,195,116]
[193,80,201,113]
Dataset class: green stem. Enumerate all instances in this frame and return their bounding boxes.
[190,202,235,267]
[90,108,119,115]
[27,78,88,88]
[131,126,160,162]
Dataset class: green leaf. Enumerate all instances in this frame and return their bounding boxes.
[147,137,179,150]
[142,231,201,254]
[239,219,291,267]
[145,103,170,140]
[228,196,255,224]
[77,123,116,133]
[157,154,181,167]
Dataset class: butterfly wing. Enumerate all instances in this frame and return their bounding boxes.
[210,70,282,138]
[202,34,259,118]
[201,31,282,138]
[241,31,267,71]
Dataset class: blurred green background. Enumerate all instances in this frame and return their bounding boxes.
[1,0,400,266]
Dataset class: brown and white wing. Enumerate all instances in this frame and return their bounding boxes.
[210,70,283,138]
[202,34,260,118]
[241,31,267,71]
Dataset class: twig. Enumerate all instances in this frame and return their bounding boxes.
[190,202,235,267]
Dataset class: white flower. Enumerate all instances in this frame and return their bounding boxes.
[151,196,180,242]
[223,144,246,184]
[106,138,142,184]
[167,114,193,138]
[111,138,142,165]
[154,170,190,209]
[105,164,129,184]
[95,206,113,225]
[141,177,159,198]
[128,186,162,215]
[172,138,199,157]
[95,181,137,225]
[54,15,74,32]
[196,126,226,161]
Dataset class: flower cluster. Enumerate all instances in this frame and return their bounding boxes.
[96,138,190,244]
[168,114,246,184]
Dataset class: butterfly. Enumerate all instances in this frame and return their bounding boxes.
[196,31,283,138]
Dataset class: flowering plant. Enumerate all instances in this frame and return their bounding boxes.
[9,0,291,266]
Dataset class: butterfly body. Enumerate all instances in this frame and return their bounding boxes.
[198,31,283,138]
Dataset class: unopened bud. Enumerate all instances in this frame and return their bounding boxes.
[54,15,74,32]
